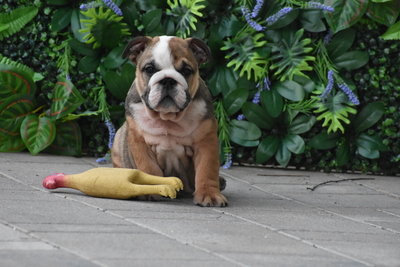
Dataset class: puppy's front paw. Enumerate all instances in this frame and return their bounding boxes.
[193,188,228,207]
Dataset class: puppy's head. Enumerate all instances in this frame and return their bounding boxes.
[123,36,211,119]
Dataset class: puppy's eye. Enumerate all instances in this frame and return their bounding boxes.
[181,68,192,76]
[145,66,156,74]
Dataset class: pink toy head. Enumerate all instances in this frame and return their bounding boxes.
[43,173,65,189]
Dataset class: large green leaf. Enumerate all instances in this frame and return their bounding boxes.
[43,120,82,156]
[256,135,280,164]
[275,80,305,101]
[68,38,101,57]
[207,66,238,97]
[0,66,36,102]
[260,89,283,118]
[0,94,36,137]
[366,1,400,26]
[104,46,127,69]
[275,142,291,167]
[308,132,340,149]
[283,134,305,154]
[381,20,400,40]
[300,10,326,32]
[0,6,38,40]
[20,115,56,155]
[104,63,135,101]
[287,115,316,134]
[229,120,261,141]
[51,6,73,31]
[49,77,85,120]
[222,88,248,116]
[331,51,369,71]
[78,55,101,73]
[336,139,350,166]
[71,9,88,42]
[242,102,275,130]
[357,146,380,159]
[355,133,388,151]
[353,102,384,133]
[0,134,25,152]
[325,0,369,33]
[120,0,141,31]
[142,9,162,33]
[327,28,356,58]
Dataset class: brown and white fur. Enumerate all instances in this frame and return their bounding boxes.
[111,36,228,207]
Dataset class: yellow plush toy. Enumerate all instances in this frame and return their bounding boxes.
[42,167,183,199]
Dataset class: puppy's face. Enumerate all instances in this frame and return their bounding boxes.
[123,36,211,116]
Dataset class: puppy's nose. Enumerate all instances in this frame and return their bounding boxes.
[160,78,177,88]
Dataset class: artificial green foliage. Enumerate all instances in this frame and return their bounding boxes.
[268,28,315,81]
[1,0,398,174]
[167,0,206,38]
[0,6,38,40]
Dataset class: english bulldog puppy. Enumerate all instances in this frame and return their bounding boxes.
[111,36,228,207]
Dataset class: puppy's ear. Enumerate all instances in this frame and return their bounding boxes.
[122,36,151,64]
[187,38,212,66]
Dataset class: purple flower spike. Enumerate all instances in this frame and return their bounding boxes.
[320,70,335,100]
[222,153,232,169]
[308,1,334,12]
[338,83,360,105]
[241,6,265,31]
[265,7,292,25]
[103,0,123,16]
[251,0,264,18]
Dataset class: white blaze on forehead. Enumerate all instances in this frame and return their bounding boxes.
[152,36,174,69]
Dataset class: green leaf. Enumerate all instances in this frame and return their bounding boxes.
[104,63,135,101]
[78,56,101,73]
[336,139,351,166]
[308,132,340,149]
[0,94,36,137]
[120,1,140,31]
[229,120,261,141]
[142,9,162,33]
[300,10,326,32]
[43,120,82,156]
[49,77,85,120]
[0,66,36,101]
[0,6,38,41]
[275,142,291,167]
[356,133,388,151]
[20,115,56,155]
[332,51,369,71]
[283,134,305,154]
[222,88,248,116]
[229,135,260,147]
[51,7,73,31]
[325,0,369,33]
[207,66,237,97]
[71,9,88,42]
[357,146,380,159]
[327,28,356,58]
[68,38,101,57]
[366,1,400,26]
[256,135,280,164]
[242,102,275,130]
[0,134,25,152]
[275,80,305,101]
[353,102,384,133]
[260,89,283,118]
[287,115,316,134]
[104,46,127,69]
[381,20,400,40]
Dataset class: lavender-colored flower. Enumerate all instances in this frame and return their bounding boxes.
[252,91,261,104]
[338,83,360,105]
[222,153,232,169]
[251,0,264,18]
[103,0,123,16]
[237,114,246,120]
[105,118,116,149]
[66,74,71,81]
[265,7,292,26]
[308,2,334,12]
[263,77,271,91]
[96,152,111,164]
[80,4,87,10]
[80,2,99,10]
[323,29,333,45]
[320,70,335,100]
[241,6,265,31]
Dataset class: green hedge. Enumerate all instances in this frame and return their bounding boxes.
[0,0,399,175]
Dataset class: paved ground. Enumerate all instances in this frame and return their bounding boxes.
[0,152,399,267]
